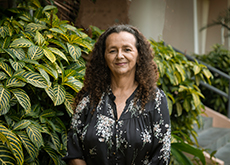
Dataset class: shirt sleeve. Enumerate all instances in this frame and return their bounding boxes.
[62,95,90,163]
[150,89,171,165]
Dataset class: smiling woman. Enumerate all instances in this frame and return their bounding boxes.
[62,25,171,165]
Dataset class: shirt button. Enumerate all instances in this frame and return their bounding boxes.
[113,152,116,155]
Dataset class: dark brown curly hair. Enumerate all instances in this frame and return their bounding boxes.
[73,24,159,112]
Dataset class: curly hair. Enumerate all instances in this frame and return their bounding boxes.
[73,24,159,112]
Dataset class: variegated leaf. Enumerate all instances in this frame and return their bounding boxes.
[0,125,24,165]
[0,87,11,115]
[25,23,48,32]
[0,61,13,77]
[50,131,61,150]
[26,124,43,149]
[67,43,81,61]
[48,47,68,62]
[43,48,56,63]
[45,86,55,101]
[49,28,64,34]
[61,130,67,150]
[53,84,66,106]
[28,45,43,60]
[63,76,83,93]
[11,88,31,112]
[48,39,68,52]
[0,72,8,80]
[40,109,56,118]
[37,67,51,87]
[43,145,59,165]
[35,31,45,46]
[0,26,9,38]
[17,131,39,160]
[9,59,25,71]
[11,48,25,60]
[4,48,16,60]
[13,120,31,130]
[63,69,76,83]
[64,92,74,115]
[0,142,17,165]
[37,64,58,80]
[6,77,26,88]
[21,71,48,88]
[10,38,34,48]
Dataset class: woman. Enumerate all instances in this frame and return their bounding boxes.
[63,25,171,165]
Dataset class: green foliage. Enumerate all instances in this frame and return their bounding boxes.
[150,40,212,164]
[194,44,230,116]
[0,0,94,164]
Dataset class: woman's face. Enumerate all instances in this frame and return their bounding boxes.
[104,31,138,78]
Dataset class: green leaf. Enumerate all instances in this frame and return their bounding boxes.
[10,48,25,60]
[43,5,58,13]
[193,65,201,75]
[0,125,24,165]
[45,86,55,101]
[37,64,58,80]
[25,23,48,32]
[203,68,213,79]
[171,145,193,165]
[28,45,44,60]
[192,93,200,108]
[49,28,64,35]
[63,76,83,93]
[63,69,76,82]
[26,124,43,149]
[21,71,48,88]
[17,131,39,161]
[0,87,11,115]
[35,31,45,46]
[43,48,56,63]
[67,43,81,61]
[0,26,9,38]
[40,109,56,118]
[0,72,8,80]
[183,99,190,112]
[53,84,66,106]
[48,47,68,62]
[175,64,186,81]
[50,131,61,150]
[6,77,26,88]
[48,39,68,53]
[37,67,51,87]
[176,102,182,116]
[0,141,17,165]
[13,120,31,130]
[4,48,16,60]
[64,92,74,115]
[9,59,25,71]
[61,131,67,150]
[43,145,59,165]
[0,61,13,77]
[11,88,31,112]
[10,38,34,48]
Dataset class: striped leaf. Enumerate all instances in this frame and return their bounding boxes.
[4,48,16,60]
[0,26,8,38]
[35,31,45,46]
[9,59,25,71]
[48,39,68,52]
[28,45,43,60]
[0,87,11,115]
[0,72,8,80]
[26,124,43,149]
[61,131,67,150]
[21,71,48,88]
[0,61,13,77]
[40,109,56,118]
[53,84,66,106]
[47,47,68,62]
[17,131,39,160]
[37,64,58,80]
[13,120,31,130]
[64,92,74,115]
[37,67,51,87]
[11,48,25,60]
[43,48,56,63]
[63,69,76,83]
[10,38,34,48]
[6,77,26,88]
[67,43,81,61]
[43,145,59,165]
[45,86,55,101]
[50,131,61,150]
[11,88,31,112]
[0,125,24,165]
[0,142,17,165]
[49,28,64,35]
[63,76,83,93]
[25,23,48,32]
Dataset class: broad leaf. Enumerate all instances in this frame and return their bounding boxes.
[43,48,56,63]
[28,45,43,60]
[35,31,45,46]
[0,72,8,80]
[63,69,76,82]
[10,48,25,60]
[10,38,34,48]
[11,88,31,112]
[53,84,66,106]
[9,59,25,71]
[67,43,81,61]
[37,64,58,80]
[43,145,59,165]
[13,120,31,130]
[0,61,13,77]
[25,23,48,32]
[48,39,68,52]
[6,77,26,88]
[0,141,17,165]
[63,76,83,93]
[0,125,24,165]
[26,124,43,149]
[171,146,193,165]
[0,87,11,115]
[48,47,68,62]
[0,26,8,38]
[21,71,48,88]
[50,131,61,150]
[37,67,51,87]
[64,92,74,115]
[45,86,55,101]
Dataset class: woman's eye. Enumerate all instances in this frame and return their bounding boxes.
[109,50,116,53]
[125,48,131,52]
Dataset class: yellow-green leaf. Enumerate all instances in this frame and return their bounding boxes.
[10,38,34,48]
[0,87,11,115]
[43,48,56,63]
[64,92,74,115]
[48,47,68,62]
[9,59,25,71]
[0,61,13,77]
[25,23,48,32]
[176,102,182,116]
[53,84,66,106]
[6,77,26,88]
[63,76,83,93]
[13,120,31,130]
[28,45,44,60]
[21,71,48,88]
[67,43,81,61]
[0,141,17,165]
[35,31,45,46]
[11,88,31,112]
[45,86,55,101]
[26,124,43,149]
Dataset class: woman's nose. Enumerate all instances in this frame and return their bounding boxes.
[116,50,124,59]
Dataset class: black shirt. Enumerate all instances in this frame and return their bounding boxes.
[63,87,171,165]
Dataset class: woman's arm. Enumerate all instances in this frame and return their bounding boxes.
[68,159,87,165]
